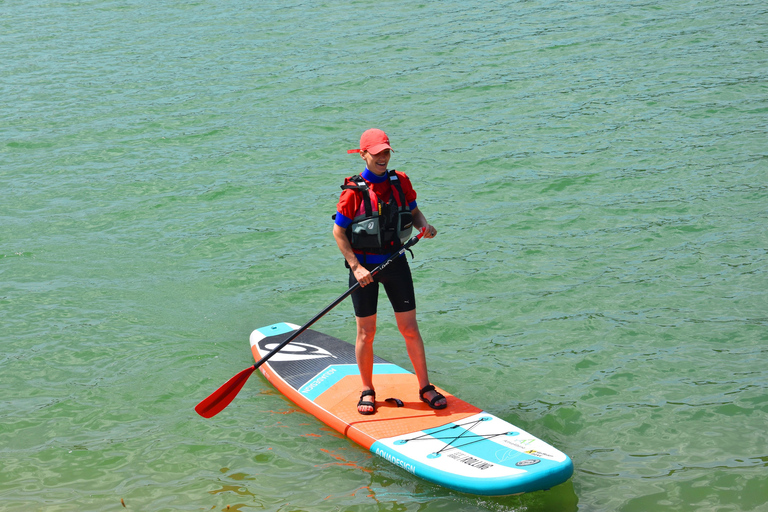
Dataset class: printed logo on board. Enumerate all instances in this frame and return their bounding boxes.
[516,459,540,467]
[262,342,337,362]
[501,437,556,460]
[525,448,554,458]
[301,367,337,395]
[448,452,494,471]
[375,448,416,475]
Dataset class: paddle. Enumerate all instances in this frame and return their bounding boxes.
[195,228,427,418]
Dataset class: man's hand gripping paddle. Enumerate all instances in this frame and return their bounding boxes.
[194,228,427,418]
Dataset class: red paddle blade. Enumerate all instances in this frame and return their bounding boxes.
[195,366,256,418]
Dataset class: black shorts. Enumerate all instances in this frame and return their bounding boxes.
[349,255,416,318]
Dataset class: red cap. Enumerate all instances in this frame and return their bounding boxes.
[347,128,394,154]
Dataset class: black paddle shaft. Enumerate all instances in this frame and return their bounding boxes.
[252,231,425,371]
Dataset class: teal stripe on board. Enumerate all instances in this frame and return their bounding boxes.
[299,364,409,401]
[255,323,297,338]
[2,0,765,511]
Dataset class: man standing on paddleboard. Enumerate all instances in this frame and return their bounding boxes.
[333,128,447,415]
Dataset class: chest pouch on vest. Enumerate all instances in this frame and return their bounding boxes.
[344,177,384,249]
[349,215,382,249]
[398,210,414,243]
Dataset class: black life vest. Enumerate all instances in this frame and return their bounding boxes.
[341,170,414,254]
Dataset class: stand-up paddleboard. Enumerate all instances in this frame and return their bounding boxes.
[250,322,573,496]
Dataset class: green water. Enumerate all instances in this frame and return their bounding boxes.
[2,0,766,510]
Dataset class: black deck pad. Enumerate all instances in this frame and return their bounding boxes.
[257,329,387,390]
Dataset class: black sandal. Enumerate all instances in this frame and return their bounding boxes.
[357,389,376,415]
[419,384,447,410]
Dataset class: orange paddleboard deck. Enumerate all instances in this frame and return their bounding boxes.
[251,323,573,496]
